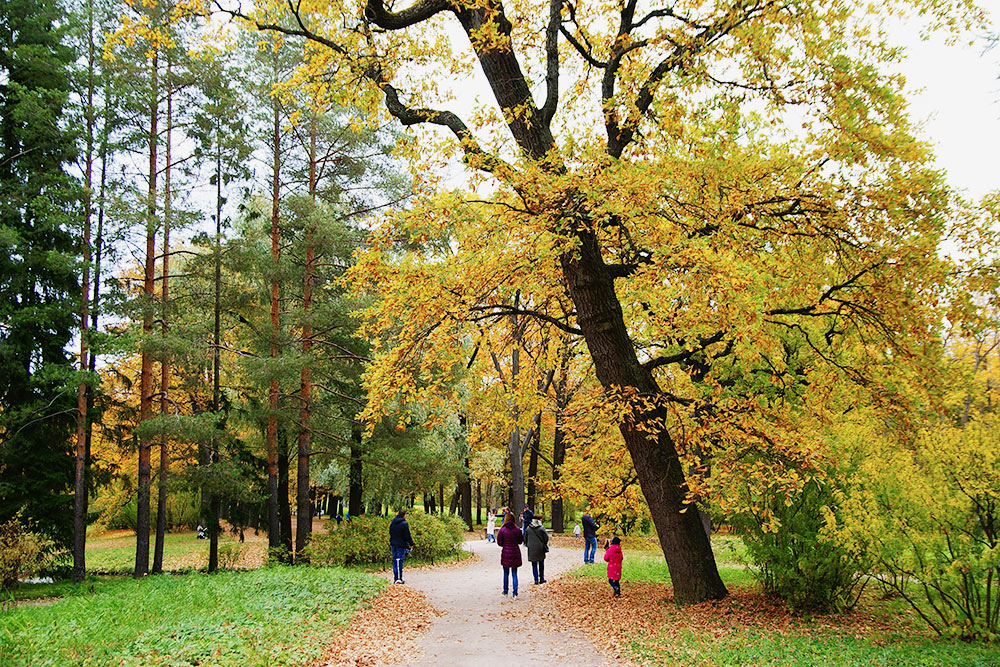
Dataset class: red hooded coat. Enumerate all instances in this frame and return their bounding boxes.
[604,543,623,580]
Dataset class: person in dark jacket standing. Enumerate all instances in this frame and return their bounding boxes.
[388,510,415,584]
[520,505,534,538]
[581,509,599,564]
[496,512,523,597]
[525,517,549,584]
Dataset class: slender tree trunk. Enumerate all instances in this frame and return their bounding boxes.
[438,483,444,515]
[348,427,363,517]
[135,51,158,579]
[152,60,173,575]
[295,120,317,556]
[277,426,292,554]
[84,80,110,529]
[559,230,727,603]
[526,425,539,511]
[460,460,473,530]
[208,127,223,574]
[476,480,482,526]
[266,54,282,549]
[72,0,97,584]
[551,413,567,533]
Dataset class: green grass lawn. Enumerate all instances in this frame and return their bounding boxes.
[1,566,384,667]
[627,630,1000,667]
[85,530,263,574]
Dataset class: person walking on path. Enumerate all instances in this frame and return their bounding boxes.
[485,510,497,543]
[389,509,416,584]
[604,536,623,596]
[520,505,534,538]
[496,512,523,597]
[581,510,600,564]
[525,517,550,584]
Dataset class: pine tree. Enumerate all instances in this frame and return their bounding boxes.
[0,0,81,546]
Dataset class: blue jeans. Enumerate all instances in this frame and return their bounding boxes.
[392,547,408,582]
[502,566,519,596]
[531,560,545,583]
[584,536,597,563]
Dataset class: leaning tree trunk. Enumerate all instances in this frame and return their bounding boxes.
[559,229,727,603]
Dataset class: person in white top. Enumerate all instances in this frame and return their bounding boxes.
[486,510,497,543]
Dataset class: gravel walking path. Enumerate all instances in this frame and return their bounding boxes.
[391,538,616,667]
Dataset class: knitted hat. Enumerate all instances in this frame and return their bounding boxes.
[610,536,621,545]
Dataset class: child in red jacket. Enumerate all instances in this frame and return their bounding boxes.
[604,536,623,596]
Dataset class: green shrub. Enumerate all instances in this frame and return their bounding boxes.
[217,543,243,570]
[0,515,52,591]
[732,478,868,612]
[306,512,465,566]
[838,417,1000,641]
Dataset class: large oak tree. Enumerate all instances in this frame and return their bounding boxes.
[224,0,984,603]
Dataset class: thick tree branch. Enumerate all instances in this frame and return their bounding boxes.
[469,304,583,336]
[363,0,451,30]
[541,0,561,125]
[643,330,726,372]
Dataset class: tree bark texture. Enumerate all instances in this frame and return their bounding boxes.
[559,230,727,603]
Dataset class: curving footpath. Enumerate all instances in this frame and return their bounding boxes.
[393,539,615,667]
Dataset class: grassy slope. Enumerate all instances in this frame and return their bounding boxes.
[1,567,384,667]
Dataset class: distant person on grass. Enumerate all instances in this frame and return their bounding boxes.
[581,509,600,564]
[389,509,415,584]
[496,512,523,598]
[604,536,623,597]
[525,517,549,585]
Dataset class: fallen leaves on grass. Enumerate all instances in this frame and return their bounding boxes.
[312,585,442,667]
[534,578,928,666]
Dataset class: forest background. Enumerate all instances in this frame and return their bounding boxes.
[2,0,1000,646]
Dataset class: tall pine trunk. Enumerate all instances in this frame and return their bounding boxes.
[295,120,316,556]
[72,0,97,583]
[208,125,223,573]
[152,60,173,575]
[266,54,281,550]
[135,50,158,579]
[278,426,292,552]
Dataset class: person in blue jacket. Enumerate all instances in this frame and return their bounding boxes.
[389,510,416,584]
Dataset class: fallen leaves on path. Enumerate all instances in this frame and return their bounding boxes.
[313,584,443,667]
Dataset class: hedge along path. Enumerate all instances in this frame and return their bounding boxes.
[399,538,623,667]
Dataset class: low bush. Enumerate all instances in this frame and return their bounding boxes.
[839,416,1000,641]
[731,477,869,613]
[0,515,52,591]
[306,512,465,566]
[216,542,243,570]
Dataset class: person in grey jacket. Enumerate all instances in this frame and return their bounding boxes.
[525,517,550,584]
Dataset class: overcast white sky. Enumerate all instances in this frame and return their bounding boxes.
[896,24,998,201]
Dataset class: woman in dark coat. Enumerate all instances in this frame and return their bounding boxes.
[525,517,549,584]
[495,512,523,597]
